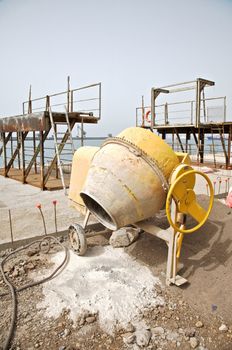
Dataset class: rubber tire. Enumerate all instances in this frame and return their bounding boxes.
[68,223,87,256]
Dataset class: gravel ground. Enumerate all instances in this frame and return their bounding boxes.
[0,168,232,349]
[0,232,232,350]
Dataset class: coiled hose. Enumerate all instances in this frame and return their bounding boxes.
[0,235,69,350]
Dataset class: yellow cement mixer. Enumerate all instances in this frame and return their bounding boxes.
[68,127,214,286]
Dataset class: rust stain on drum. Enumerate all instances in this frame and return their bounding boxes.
[123,184,138,202]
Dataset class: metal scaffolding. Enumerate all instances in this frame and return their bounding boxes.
[0,78,101,190]
[136,78,232,169]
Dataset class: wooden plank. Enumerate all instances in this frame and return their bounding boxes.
[0,167,70,191]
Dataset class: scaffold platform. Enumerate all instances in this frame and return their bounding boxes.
[0,79,101,190]
[136,78,232,168]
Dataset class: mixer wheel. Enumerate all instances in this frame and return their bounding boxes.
[68,223,87,256]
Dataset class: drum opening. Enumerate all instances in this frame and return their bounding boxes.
[80,193,118,231]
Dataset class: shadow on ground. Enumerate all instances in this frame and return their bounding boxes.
[126,195,232,323]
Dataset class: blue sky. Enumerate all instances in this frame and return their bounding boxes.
[0,0,231,135]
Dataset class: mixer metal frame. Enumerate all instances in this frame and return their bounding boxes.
[76,208,188,287]
[68,129,214,288]
[134,217,188,286]
[71,166,213,286]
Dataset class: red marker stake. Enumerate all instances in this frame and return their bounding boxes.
[36,203,47,235]
[53,200,58,233]
[213,181,216,194]
[218,180,222,195]
[225,179,228,194]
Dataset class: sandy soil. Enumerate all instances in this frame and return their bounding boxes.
[0,176,83,243]
[0,170,232,349]
[0,227,232,350]
[0,167,231,244]
[126,195,232,322]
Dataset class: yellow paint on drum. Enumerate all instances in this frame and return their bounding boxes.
[69,146,99,214]
[118,127,179,179]
[80,128,180,230]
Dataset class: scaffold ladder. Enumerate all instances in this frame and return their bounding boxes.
[48,107,75,195]
[210,125,228,167]
[210,126,217,167]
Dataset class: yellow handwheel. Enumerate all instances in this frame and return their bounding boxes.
[166,170,214,234]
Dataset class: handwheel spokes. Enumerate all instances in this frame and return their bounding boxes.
[186,200,207,223]
[166,168,214,234]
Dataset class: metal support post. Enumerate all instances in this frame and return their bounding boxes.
[24,130,50,180]
[2,132,7,176]
[40,131,45,190]
[67,76,70,112]
[228,125,231,169]
[81,118,84,146]
[151,88,169,130]
[21,132,26,183]
[10,134,14,168]
[33,131,37,174]
[142,95,145,127]
[83,210,91,229]
[199,130,205,164]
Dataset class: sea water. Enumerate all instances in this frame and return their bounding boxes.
[0,135,229,168]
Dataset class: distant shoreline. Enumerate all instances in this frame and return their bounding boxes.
[6,136,109,141]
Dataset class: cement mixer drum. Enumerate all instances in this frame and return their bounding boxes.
[80,127,179,230]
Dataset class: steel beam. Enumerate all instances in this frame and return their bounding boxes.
[5,132,28,176]
[40,131,45,190]
[174,128,184,152]
[33,131,37,174]
[1,132,7,176]
[219,127,229,167]
[24,129,50,180]
[228,125,231,168]
[21,132,26,183]
[199,130,205,164]
[151,88,169,129]
[0,132,12,156]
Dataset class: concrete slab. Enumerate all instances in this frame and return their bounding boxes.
[0,176,82,244]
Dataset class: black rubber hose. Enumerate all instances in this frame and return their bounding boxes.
[0,235,69,350]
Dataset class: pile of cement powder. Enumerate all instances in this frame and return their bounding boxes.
[37,246,164,334]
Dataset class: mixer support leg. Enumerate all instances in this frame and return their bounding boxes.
[172,231,180,282]
[166,229,175,286]
[83,210,91,229]
[169,227,188,286]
